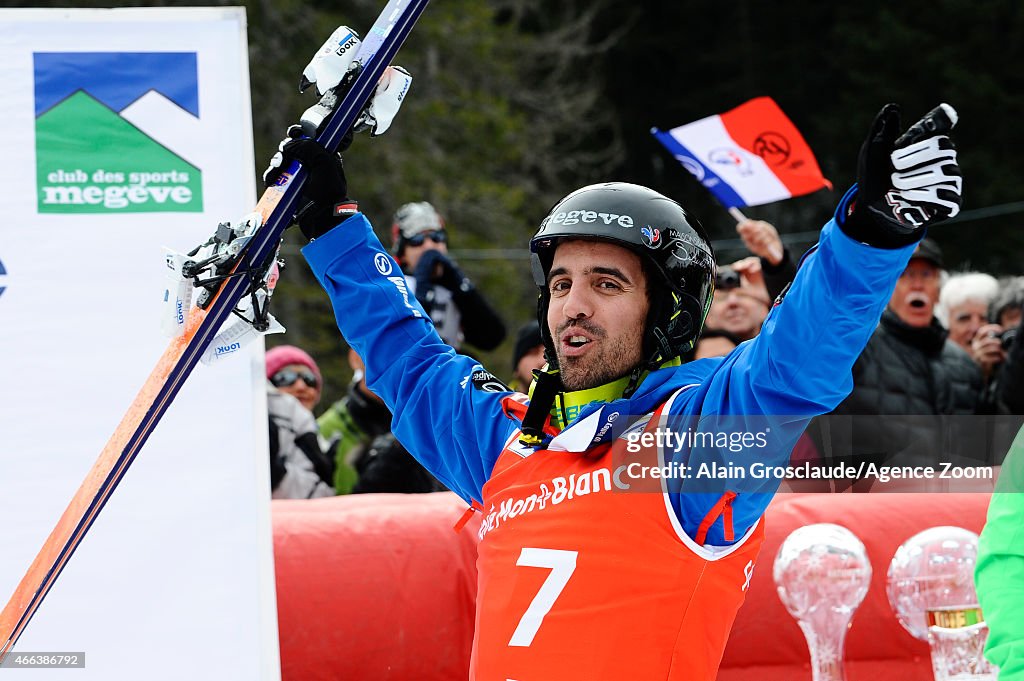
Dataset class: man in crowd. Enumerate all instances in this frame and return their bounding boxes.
[316,348,391,494]
[267,103,962,679]
[508,320,546,391]
[692,328,742,361]
[694,219,791,359]
[992,278,1024,332]
[991,277,1024,413]
[318,348,443,493]
[390,201,506,352]
[702,260,772,342]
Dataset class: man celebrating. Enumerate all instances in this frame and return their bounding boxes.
[268,103,962,679]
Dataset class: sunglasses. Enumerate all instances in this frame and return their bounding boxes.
[405,230,447,247]
[271,369,319,389]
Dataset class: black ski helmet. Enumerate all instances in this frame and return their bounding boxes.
[530,182,715,379]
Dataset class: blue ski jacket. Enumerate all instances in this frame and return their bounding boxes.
[303,192,917,545]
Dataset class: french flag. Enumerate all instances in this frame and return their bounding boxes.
[652,97,832,208]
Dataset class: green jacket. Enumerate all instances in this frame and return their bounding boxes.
[317,383,393,494]
[977,424,1024,678]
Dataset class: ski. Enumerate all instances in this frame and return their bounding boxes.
[0,0,429,660]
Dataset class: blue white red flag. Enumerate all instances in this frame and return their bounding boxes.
[652,96,832,208]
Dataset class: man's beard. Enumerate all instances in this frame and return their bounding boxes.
[555,319,645,392]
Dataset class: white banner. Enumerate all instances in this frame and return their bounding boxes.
[0,8,279,680]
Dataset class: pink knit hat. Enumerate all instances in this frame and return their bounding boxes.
[265,345,322,386]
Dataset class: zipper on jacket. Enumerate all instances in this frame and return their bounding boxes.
[454,500,484,533]
[694,490,737,545]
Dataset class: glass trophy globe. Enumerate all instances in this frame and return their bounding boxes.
[774,523,872,681]
[886,526,996,680]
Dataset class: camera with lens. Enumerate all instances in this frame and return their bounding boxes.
[989,299,1024,352]
[999,326,1019,351]
[715,265,741,290]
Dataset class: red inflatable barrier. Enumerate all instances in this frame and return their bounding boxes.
[274,493,480,681]
[273,491,993,680]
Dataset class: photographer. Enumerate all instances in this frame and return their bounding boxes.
[991,278,1024,414]
[938,272,1000,356]
[704,258,772,342]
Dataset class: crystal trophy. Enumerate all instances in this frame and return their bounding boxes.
[886,526,997,680]
[774,523,872,681]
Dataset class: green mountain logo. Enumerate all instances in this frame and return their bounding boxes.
[34,52,202,214]
[36,91,202,213]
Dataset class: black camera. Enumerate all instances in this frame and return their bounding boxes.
[1000,326,1018,351]
[715,265,741,290]
[990,300,1024,351]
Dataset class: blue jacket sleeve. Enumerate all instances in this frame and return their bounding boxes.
[669,208,918,544]
[301,214,519,504]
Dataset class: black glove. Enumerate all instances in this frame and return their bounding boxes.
[262,125,357,240]
[414,249,471,293]
[843,103,963,248]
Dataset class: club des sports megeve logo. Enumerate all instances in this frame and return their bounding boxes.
[34,52,203,214]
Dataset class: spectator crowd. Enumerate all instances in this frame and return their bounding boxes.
[268,201,507,498]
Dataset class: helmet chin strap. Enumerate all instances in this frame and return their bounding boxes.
[518,366,561,447]
[622,365,646,402]
[519,355,684,448]
[520,368,629,446]
[623,353,684,399]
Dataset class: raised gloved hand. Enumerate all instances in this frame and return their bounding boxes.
[414,249,471,294]
[262,125,357,240]
[843,103,963,248]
